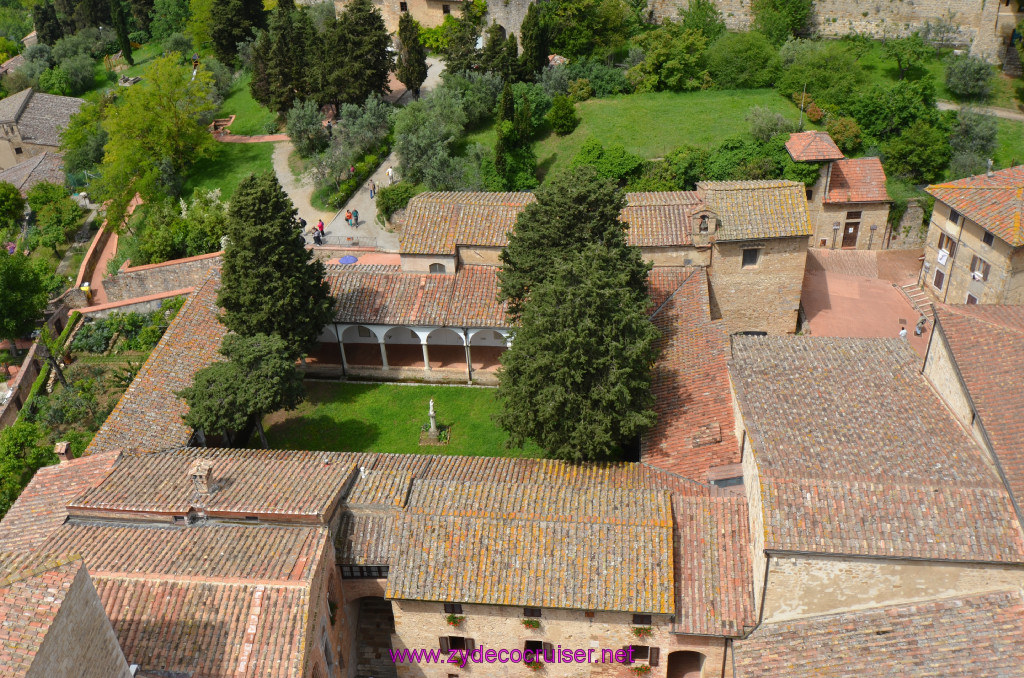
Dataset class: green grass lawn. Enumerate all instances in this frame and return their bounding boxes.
[528,89,815,181]
[263,382,544,457]
[995,119,1024,169]
[218,72,278,136]
[182,140,275,199]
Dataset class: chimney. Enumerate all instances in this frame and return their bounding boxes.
[54,441,72,463]
[188,458,214,495]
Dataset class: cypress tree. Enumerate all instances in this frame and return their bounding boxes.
[518,3,547,80]
[334,0,392,106]
[479,22,505,73]
[32,2,64,45]
[109,0,134,65]
[396,11,428,98]
[218,172,333,352]
[210,0,266,64]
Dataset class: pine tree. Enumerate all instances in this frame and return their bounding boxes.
[32,2,64,45]
[127,0,154,31]
[109,0,134,65]
[518,3,547,80]
[396,12,428,97]
[331,0,392,107]
[249,4,312,113]
[496,240,658,462]
[442,2,482,74]
[479,22,505,73]
[210,0,266,64]
[497,33,519,82]
[217,172,333,352]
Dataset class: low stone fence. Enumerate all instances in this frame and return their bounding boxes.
[74,221,113,292]
[80,289,193,319]
[104,252,221,303]
[0,343,41,430]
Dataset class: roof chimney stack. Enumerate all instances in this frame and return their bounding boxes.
[54,441,71,463]
[188,458,214,495]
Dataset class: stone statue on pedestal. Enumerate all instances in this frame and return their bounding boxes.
[429,398,437,436]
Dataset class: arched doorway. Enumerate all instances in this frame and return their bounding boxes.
[468,330,508,370]
[341,325,382,367]
[426,328,465,368]
[667,651,705,678]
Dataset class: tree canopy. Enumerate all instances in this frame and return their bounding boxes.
[210,0,266,63]
[396,11,428,97]
[0,251,49,345]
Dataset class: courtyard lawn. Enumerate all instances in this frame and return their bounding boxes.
[182,140,275,199]
[995,119,1024,169]
[218,73,278,136]
[530,89,815,181]
[263,382,544,457]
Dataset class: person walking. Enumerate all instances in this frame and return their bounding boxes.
[368,179,376,199]
[898,326,907,340]
[349,164,355,178]
[386,167,394,185]
[317,219,325,236]
[312,229,323,246]
[352,209,359,227]
[345,210,352,226]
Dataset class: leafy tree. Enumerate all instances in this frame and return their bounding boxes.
[566,58,629,96]
[882,33,929,80]
[627,22,707,92]
[518,2,547,80]
[210,0,265,63]
[0,421,53,519]
[109,0,134,65]
[492,82,538,190]
[543,0,632,60]
[944,54,992,101]
[218,172,333,352]
[707,31,780,89]
[59,98,109,176]
[36,196,82,256]
[775,39,861,108]
[375,182,424,221]
[393,87,467,187]
[825,116,862,154]
[547,95,578,135]
[848,80,937,140]
[479,22,506,73]
[0,251,48,346]
[286,99,329,157]
[163,31,194,61]
[93,54,218,227]
[439,70,502,126]
[150,0,190,40]
[396,12,428,98]
[882,120,951,183]
[27,182,69,213]
[33,2,64,45]
[59,53,97,94]
[187,0,213,47]
[179,333,304,447]
[569,137,643,184]
[948,108,997,177]
[0,181,24,228]
[440,1,483,74]
[751,0,813,45]
[38,65,71,94]
[676,0,725,41]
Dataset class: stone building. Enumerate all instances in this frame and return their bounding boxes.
[0,88,83,170]
[785,131,891,250]
[0,151,65,196]
[920,165,1024,305]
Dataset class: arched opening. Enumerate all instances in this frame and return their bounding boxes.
[429,263,446,274]
[426,328,465,368]
[341,325,382,367]
[469,330,508,370]
[667,651,705,678]
[307,324,343,367]
[352,596,397,678]
[383,326,424,368]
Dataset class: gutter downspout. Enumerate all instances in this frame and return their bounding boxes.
[941,215,966,304]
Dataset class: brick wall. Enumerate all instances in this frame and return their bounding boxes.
[29,565,133,677]
[709,237,807,334]
[103,252,221,303]
[0,343,40,430]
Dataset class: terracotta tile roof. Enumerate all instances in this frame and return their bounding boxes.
[734,590,1024,677]
[0,151,65,195]
[926,165,1024,246]
[344,470,413,508]
[672,495,754,636]
[0,89,84,146]
[729,336,1024,562]
[785,131,844,162]
[935,304,1024,521]
[336,511,395,565]
[824,157,889,203]
[642,268,739,481]
[399,192,536,254]
[0,553,84,677]
[0,451,119,552]
[0,53,24,76]
[69,448,354,522]
[621,191,700,247]
[86,269,226,455]
[329,264,508,327]
[698,180,813,240]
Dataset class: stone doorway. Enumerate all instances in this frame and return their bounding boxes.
[354,597,398,678]
[666,651,705,678]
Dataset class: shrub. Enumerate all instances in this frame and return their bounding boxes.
[570,138,644,184]
[746,106,795,143]
[512,82,552,134]
[950,108,997,158]
[805,102,823,122]
[677,0,726,42]
[59,54,96,94]
[71,321,114,353]
[628,22,708,92]
[825,116,862,153]
[776,39,860,109]
[882,120,951,183]
[203,57,233,99]
[27,182,69,212]
[440,70,502,127]
[540,64,571,97]
[163,33,194,62]
[949,151,988,179]
[547,96,579,135]
[752,0,814,45]
[376,182,424,222]
[565,59,629,97]
[287,100,330,158]
[567,78,593,102]
[707,31,780,89]
[944,54,993,101]
[849,80,937,140]
[38,65,71,95]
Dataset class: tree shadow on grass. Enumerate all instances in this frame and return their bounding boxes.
[536,152,558,181]
[304,380,373,406]
[265,413,380,452]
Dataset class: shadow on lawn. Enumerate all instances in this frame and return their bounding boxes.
[264,413,381,452]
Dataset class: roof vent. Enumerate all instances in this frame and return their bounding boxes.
[53,441,72,463]
[188,458,214,495]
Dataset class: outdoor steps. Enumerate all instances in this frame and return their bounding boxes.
[900,283,934,323]
[1004,42,1023,79]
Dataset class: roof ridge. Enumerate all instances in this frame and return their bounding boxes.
[87,570,314,589]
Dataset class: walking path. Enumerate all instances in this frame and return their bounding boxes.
[272,140,336,232]
[216,132,290,143]
[325,155,401,252]
[936,100,1024,122]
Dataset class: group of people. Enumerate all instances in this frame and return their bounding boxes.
[301,218,326,246]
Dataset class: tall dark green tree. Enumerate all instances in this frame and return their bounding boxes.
[479,22,505,73]
[109,0,134,65]
[178,333,305,448]
[328,0,392,107]
[496,33,519,82]
[218,172,333,352]
[496,242,658,462]
[518,3,547,80]
[396,12,428,98]
[33,2,64,45]
[442,1,483,73]
[499,166,642,318]
[249,4,313,113]
[0,252,48,348]
[127,0,154,31]
[210,0,266,64]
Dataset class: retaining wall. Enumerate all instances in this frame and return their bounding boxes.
[103,252,221,303]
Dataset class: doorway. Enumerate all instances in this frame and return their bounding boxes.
[842,222,859,248]
[666,651,705,678]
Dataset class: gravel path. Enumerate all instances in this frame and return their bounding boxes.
[271,140,336,234]
[936,100,1024,122]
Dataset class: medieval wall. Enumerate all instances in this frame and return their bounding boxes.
[709,236,807,334]
[103,252,221,304]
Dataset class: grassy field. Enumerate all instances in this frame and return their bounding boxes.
[264,382,544,457]
[995,119,1024,169]
[182,140,275,199]
[522,89,814,181]
[219,72,278,136]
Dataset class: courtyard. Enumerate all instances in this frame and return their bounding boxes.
[263,381,542,457]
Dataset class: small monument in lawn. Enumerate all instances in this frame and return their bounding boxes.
[428,398,437,437]
[420,397,449,446]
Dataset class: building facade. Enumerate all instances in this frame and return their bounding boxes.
[0,89,83,171]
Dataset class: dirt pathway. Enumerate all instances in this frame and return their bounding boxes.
[936,100,1024,122]
[326,154,401,252]
[272,140,336,232]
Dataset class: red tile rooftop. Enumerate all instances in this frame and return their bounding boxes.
[785,130,845,162]
[926,165,1024,246]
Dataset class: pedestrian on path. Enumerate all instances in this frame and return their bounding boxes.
[386,167,394,185]
[317,219,325,236]
[313,229,323,246]
[352,209,359,227]
[349,164,355,178]
[369,179,376,198]
[326,121,333,136]
[898,326,907,340]
[345,210,352,226]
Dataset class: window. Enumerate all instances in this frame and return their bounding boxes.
[442,3,450,12]
[983,230,995,246]
[584,610,595,619]
[970,255,991,282]
[632,646,650,661]
[399,1,408,9]
[698,215,708,233]
[429,263,446,273]
[523,607,542,618]
[948,208,962,225]
[524,640,543,652]
[937,232,957,258]
[632,614,652,625]
[624,646,660,666]
[440,637,473,652]
[741,248,760,269]
[13,147,21,154]
[966,293,979,305]
[340,565,389,579]
[444,604,463,615]
[357,326,371,338]
[805,188,813,201]
[819,238,828,247]
[846,210,862,220]
[933,269,945,290]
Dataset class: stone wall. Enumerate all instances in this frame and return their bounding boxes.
[887,200,927,250]
[740,432,766,617]
[761,553,1024,623]
[0,343,40,431]
[709,237,807,334]
[401,253,457,274]
[103,252,221,303]
[29,565,133,678]
[344,0,529,37]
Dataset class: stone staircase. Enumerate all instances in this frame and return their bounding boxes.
[1004,42,1023,79]
[900,283,934,323]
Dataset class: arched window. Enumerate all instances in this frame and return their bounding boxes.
[429,263,446,274]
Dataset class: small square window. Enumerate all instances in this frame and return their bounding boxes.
[933,269,945,290]
[400,1,408,10]
[584,610,595,619]
[948,208,962,225]
[982,231,995,246]
[741,248,760,269]
[524,640,543,652]
[523,607,541,618]
[632,614,652,625]
[805,188,813,201]
[970,255,991,282]
[846,210,862,220]
[442,3,451,13]
[13,147,21,154]
[444,603,463,615]
[448,637,467,651]
[966,293,979,305]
